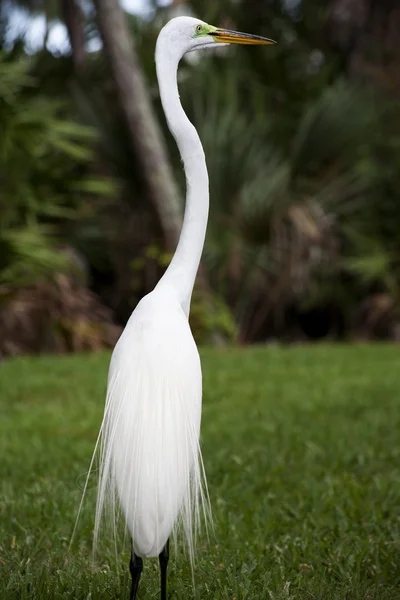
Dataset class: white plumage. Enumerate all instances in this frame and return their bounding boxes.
[95,287,206,559]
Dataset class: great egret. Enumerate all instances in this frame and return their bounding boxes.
[93,16,275,600]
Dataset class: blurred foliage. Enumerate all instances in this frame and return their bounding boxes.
[1,0,400,352]
[189,288,237,344]
[0,47,120,355]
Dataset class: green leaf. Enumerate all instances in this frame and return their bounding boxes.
[71,179,117,196]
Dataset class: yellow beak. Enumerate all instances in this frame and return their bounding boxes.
[211,28,276,46]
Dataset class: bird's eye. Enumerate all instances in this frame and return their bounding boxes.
[196,25,202,33]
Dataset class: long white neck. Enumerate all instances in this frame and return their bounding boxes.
[154,44,209,316]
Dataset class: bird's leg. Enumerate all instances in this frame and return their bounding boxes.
[159,539,170,600]
[129,551,143,600]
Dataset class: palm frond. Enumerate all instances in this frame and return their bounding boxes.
[292,80,376,177]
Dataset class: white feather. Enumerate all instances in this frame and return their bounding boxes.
[94,288,210,559]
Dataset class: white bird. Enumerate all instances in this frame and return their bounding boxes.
[93,16,275,600]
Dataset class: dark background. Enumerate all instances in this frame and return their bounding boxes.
[1,0,400,354]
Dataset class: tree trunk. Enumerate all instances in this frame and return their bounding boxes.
[61,0,86,72]
[92,0,183,251]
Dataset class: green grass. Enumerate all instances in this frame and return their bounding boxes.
[1,345,400,599]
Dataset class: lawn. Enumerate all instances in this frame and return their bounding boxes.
[0,345,399,599]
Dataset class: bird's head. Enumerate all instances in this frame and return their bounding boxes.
[157,16,276,58]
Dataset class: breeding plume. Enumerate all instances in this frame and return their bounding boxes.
[93,16,275,600]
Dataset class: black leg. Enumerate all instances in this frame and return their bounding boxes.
[159,539,170,600]
[129,551,143,600]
